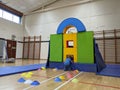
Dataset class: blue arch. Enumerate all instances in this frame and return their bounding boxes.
[57,18,86,34]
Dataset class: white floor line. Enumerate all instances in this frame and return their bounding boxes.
[23,86,34,90]
[54,72,83,90]
[23,72,67,90]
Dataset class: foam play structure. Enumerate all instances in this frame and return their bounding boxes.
[46,17,106,73]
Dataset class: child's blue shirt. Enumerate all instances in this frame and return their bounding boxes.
[64,58,71,65]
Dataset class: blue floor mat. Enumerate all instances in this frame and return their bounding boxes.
[0,63,46,76]
[97,64,120,77]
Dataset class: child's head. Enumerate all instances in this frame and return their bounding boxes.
[66,55,70,58]
[66,55,74,62]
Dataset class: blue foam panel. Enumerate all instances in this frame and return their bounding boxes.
[0,63,46,76]
[48,62,64,69]
[97,64,120,77]
[72,63,96,72]
[47,62,96,72]
[94,43,106,72]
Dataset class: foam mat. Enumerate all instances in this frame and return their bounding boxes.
[0,63,46,76]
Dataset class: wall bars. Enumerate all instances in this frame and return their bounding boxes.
[22,36,41,60]
[94,29,120,64]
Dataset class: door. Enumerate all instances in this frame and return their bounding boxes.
[7,40,16,58]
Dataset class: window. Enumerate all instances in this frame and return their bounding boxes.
[66,27,77,34]
[0,9,21,24]
[13,15,20,23]
[67,40,74,48]
[3,10,12,21]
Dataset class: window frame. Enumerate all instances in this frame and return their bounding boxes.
[0,8,21,24]
[0,3,23,24]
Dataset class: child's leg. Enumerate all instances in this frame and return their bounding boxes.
[68,65,72,71]
[64,65,69,71]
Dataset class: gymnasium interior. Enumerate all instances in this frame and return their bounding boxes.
[0,0,120,90]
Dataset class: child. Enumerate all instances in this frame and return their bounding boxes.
[64,56,73,71]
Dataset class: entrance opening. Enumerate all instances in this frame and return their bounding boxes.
[66,55,74,62]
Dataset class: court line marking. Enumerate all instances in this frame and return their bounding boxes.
[79,81,120,89]
[23,72,67,90]
[54,72,83,90]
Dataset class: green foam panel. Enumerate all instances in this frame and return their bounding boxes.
[50,34,63,62]
[77,31,94,63]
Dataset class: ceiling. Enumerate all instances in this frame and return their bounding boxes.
[0,0,93,14]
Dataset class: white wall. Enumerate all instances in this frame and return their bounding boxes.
[24,0,120,59]
[40,42,49,59]
[0,18,23,40]
[0,18,24,58]
[16,42,23,58]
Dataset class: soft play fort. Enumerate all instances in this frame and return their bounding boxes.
[46,17,106,73]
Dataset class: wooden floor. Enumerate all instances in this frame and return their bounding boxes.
[0,59,46,67]
[0,59,120,90]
